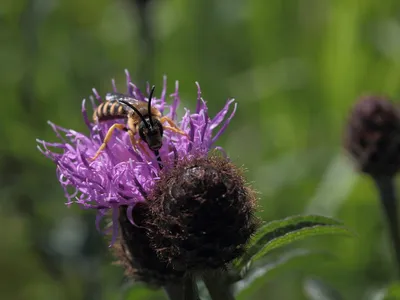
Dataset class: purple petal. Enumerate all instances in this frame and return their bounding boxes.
[47,121,67,143]
[111,79,117,93]
[133,174,147,198]
[169,141,179,164]
[37,139,66,149]
[159,75,167,114]
[81,99,92,130]
[146,82,150,95]
[127,205,136,226]
[125,69,133,96]
[169,81,180,121]
[195,82,203,113]
[95,209,107,233]
[200,105,209,143]
[187,117,195,152]
[129,82,145,101]
[92,88,102,103]
[214,146,230,160]
[211,99,235,130]
[109,205,119,247]
[211,102,237,145]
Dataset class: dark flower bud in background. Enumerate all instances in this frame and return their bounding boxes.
[146,155,258,271]
[113,204,184,286]
[344,95,400,177]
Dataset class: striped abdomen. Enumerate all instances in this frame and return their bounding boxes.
[93,101,128,122]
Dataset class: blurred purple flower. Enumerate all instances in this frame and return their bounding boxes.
[37,70,237,244]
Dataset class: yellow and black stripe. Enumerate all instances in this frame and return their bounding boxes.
[94,101,127,121]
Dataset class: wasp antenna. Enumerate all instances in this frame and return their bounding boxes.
[148,85,156,127]
[154,150,163,170]
[118,100,150,129]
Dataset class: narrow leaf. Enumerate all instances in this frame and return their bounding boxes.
[251,225,352,263]
[235,215,352,270]
[234,249,332,297]
[249,215,343,254]
[304,278,344,300]
[196,279,212,300]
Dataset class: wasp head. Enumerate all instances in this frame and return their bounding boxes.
[139,118,164,151]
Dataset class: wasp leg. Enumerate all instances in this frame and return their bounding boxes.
[163,125,189,136]
[127,129,151,157]
[127,129,139,152]
[138,142,151,157]
[90,123,127,161]
[160,116,189,137]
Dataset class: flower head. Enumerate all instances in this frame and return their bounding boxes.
[344,95,400,177]
[37,70,237,243]
[37,70,258,278]
[146,154,258,271]
[113,203,185,285]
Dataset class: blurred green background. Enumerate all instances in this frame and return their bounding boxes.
[2,0,400,299]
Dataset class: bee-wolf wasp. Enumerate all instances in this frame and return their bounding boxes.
[90,86,188,161]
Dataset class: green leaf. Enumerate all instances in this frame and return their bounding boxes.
[248,215,343,253]
[252,225,352,262]
[383,282,400,300]
[234,249,333,297]
[304,278,344,300]
[122,282,164,300]
[234,215,353,270]
[196,279,212,300]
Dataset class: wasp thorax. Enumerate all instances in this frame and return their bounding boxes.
[139,118,164,150]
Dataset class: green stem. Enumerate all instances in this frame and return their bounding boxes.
[164,283,183,300]
[164,276,200,300]
[203,272,235,300]
[373,175,400,276]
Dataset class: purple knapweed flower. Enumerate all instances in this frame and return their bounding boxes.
[36,70,237,245]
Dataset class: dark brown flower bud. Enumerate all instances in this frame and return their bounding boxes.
[112,204,184,286]
[146,155,258,272]
[344,95,400,177]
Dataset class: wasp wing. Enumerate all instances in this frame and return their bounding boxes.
[105,93,141,104]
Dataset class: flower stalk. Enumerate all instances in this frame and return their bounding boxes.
[373,175,400,275]
[344,95,400,277]
[202,272,236,300]
[164,276,200,300]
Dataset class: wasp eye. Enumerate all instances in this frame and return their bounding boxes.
[152,119,164,137]
[139,121,149,141]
